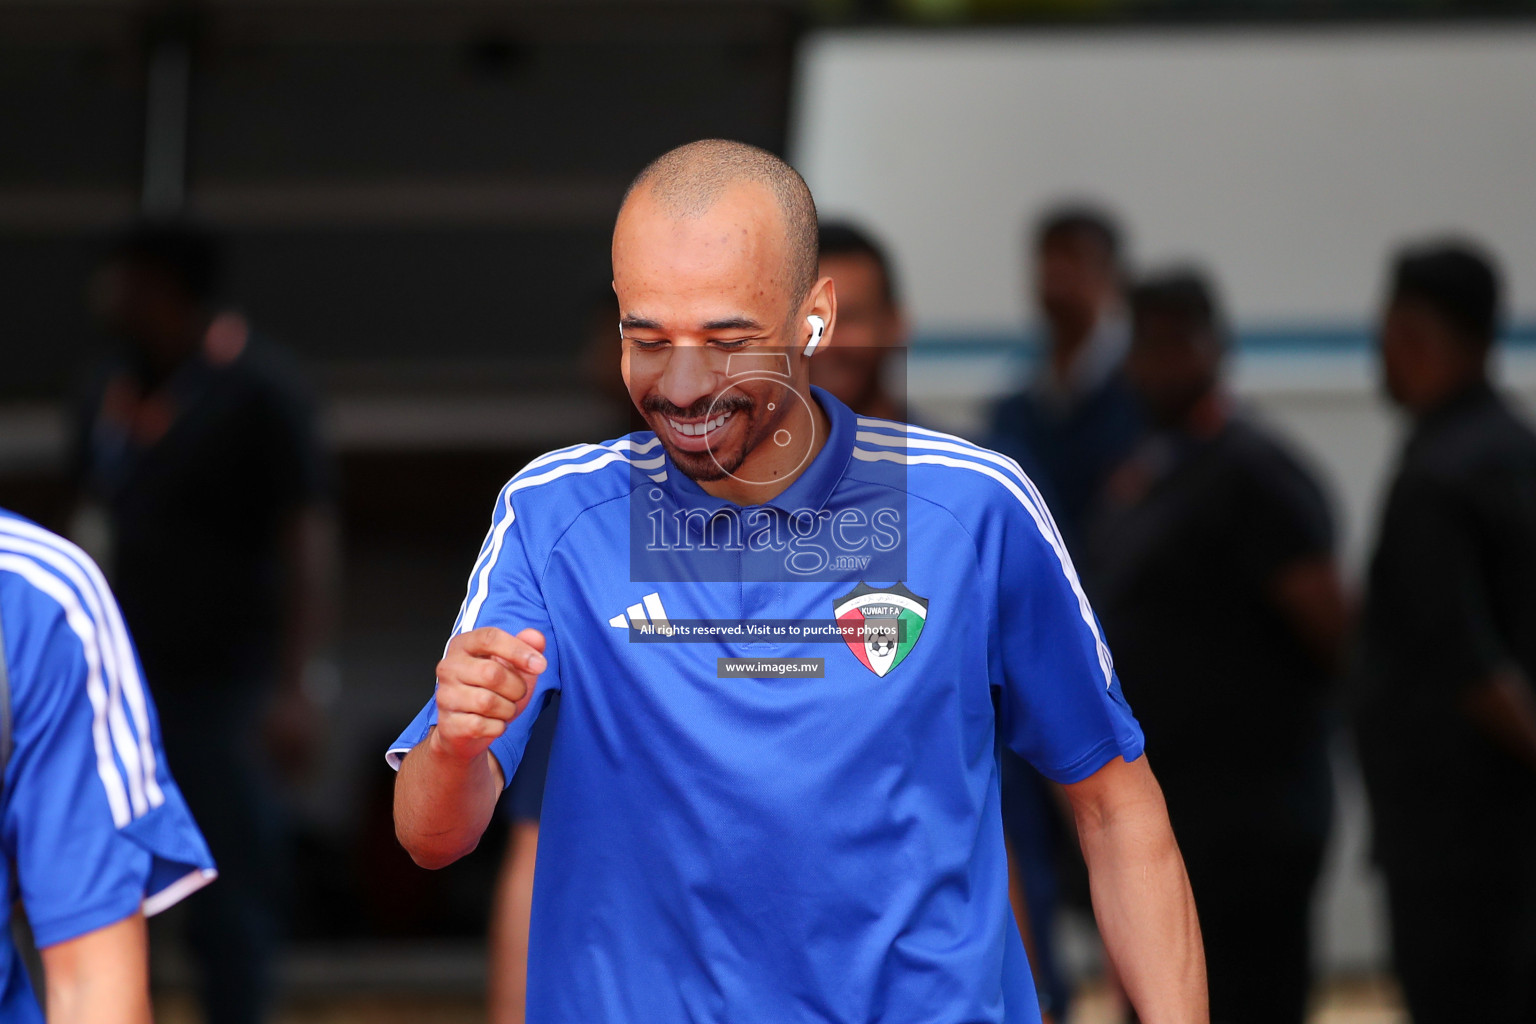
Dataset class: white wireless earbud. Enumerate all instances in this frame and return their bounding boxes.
[804,315,827,356]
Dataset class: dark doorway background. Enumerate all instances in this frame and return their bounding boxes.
[0,0,800,958]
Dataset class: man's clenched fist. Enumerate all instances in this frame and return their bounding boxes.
[430,626,547,763]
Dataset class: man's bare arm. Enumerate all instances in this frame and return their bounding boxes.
[395,733,505,869]
[394,627,545,869]
[40,911,152,1024]
[1064,755,1206,1024]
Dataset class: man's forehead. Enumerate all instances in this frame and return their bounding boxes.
[613,185,795,325]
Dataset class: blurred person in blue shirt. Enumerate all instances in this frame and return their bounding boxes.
[0,509,214,1023]
[987,203,1143,549]
[986,203,1145,1020]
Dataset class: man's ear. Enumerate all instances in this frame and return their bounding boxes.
[802,275,836,356]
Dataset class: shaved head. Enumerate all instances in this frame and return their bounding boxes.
[623,139,819,308]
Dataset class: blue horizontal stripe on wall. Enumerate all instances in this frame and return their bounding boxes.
[910,322,1536,358]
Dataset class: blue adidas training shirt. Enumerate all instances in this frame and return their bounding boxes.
[389,387,1143,1022]
[0,509,215,1022]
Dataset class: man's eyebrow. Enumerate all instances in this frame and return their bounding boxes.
[620,314,663,331]
[701,316,764,332]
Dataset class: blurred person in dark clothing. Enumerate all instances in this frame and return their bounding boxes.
[987,204,1143,551]
[1083,270,1348,1024]
[811,222,907,422]
[72,222,335,1024]
[1355,241,1536,1024]
[814,219,1064,1023]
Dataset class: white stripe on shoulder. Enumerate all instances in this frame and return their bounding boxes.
[143,867,218,917]
[457,445,663,636]
[522,436,662,474]
[851,446,1114,687]
[447,438,664,635]
[0,553,133,827]
[0,533,145,816]
[853,418,1070,555]
[0,521,164,812]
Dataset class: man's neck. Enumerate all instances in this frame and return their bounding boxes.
[697,395,831,507]
[1412,369,1490,421]
[1044,304,1124,396]
[1048,318,1096,381]
[1176,389,1230,440]
[134,315,210,388]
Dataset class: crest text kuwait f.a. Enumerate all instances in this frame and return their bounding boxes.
[834,581,927,676]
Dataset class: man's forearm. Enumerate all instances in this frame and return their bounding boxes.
[41,912,153,1024]
[1074,764,1206,1023]
[394,729,504,869]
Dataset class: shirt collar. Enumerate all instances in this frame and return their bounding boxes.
[659,385,855,515]
[1031,312,1130,413]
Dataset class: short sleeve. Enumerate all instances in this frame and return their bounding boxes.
[386,481,563,788]
[993,489,1144,784]
[1233,442,1334,586]
[0,551,215,949]
[502,694,558,822]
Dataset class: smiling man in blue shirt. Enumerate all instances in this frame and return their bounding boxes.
[391,139,1205,1023]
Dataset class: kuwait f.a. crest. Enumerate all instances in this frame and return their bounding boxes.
[832,582,929,677]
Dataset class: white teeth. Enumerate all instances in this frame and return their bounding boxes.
[667,410,734,438]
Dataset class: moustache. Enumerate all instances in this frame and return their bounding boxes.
[641,393,756,420]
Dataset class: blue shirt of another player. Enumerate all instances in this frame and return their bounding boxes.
[0,510,215,1022]
[390,388,1142,1023]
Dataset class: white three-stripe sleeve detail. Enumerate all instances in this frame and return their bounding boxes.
[851,447,1115,687]
[0,554,132,827]
[0,525,161,813]
[854,422,1072,555]
[458,448,651,635]
[0,521,164,808]
[447,441,647,637]
[521,436,661,475]
[447,438,666,638]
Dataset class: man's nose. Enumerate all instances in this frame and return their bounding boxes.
[657,346,718,412]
